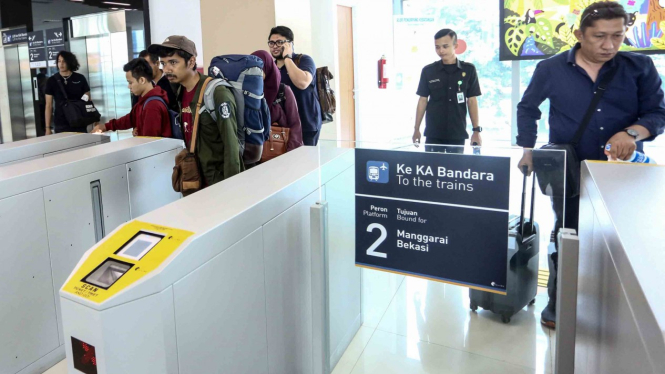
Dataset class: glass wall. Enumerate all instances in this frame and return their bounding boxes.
[395,0,665,153]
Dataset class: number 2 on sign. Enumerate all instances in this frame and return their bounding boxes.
[366,223,387,258]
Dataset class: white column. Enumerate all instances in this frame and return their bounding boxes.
[148,0,204,67]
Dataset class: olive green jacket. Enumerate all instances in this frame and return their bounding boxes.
[173,73,243,186]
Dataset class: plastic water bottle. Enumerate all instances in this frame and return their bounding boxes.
[605,144,656,164]
[472,142,481,155]
[626,151,656,164]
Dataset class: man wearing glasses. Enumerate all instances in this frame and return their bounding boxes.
[517,1,665,329]
[268,26,322,146]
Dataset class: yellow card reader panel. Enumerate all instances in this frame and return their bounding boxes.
[63,220,195,304]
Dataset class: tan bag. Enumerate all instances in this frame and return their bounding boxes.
[260,124,290,162]
[172,77,213,196]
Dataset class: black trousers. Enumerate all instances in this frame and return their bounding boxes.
[303,130,321,146]
[547,185,581,309]
[424,137,465,153]
[552,194,580,241]
[37,102,46,137]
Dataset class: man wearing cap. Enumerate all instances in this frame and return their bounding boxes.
[412,28,482,153]
[148,36,243,187]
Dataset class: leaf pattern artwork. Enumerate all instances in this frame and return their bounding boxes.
[522,36,546,56]
[556,23,577,47]
[502,0,665,60]
[506,26,528,55]
[651,20,665,49]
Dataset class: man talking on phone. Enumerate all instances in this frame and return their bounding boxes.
[268,26,322,146]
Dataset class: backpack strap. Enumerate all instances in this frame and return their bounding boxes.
[190,77,213,153]
[570,64,619,146]
[143,96,167,110]
[203,78,249,137]
[55,75,70,101]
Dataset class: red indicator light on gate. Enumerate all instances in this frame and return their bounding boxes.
[72,337,98,374]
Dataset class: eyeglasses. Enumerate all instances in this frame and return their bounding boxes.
[268,40,291,48]
[579,7,622,27]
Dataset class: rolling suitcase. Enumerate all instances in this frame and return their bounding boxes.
[469,167,540,323]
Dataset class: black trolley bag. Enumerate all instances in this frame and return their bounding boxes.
[469,166,540,323]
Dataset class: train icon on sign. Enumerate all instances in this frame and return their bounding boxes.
[367,161,389,184]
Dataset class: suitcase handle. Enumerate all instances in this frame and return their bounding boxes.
[519,165,537,241]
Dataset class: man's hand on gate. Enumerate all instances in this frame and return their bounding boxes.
[518,149,534,176]
[605,131,637,161]
[91,123,106,134]
[412,129,422,148]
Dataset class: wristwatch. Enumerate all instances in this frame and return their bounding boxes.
[472,127,483,132]
[623,128,639,140]
[284,55,293,60]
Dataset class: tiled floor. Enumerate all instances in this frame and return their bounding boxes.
[332,269,555,374]
[42,269,555,374]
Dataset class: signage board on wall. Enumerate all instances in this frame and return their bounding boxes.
[46,28,65,46]
[45,28,66,67]
[28,31,45,48]
[2,28,28,46]
[392,16,437,91]
[47,45,65,67]
[355,149,511,294]
[29,48,47,69]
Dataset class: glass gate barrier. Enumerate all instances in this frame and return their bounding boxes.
[311,140,566,374]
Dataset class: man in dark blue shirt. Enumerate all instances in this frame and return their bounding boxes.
[517,1,665,329]
[268,26,322,146]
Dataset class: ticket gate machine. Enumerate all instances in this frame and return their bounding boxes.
[0,137,183,374]
[59,147,361,374]
[0,133,109,166]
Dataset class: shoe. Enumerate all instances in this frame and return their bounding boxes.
[541,301,556,329]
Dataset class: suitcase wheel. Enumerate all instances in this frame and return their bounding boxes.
[470,302,478,312]
[501,314,511,324]
[529,298,536,306]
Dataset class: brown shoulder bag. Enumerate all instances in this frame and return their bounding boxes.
[172,77,213,196]
[261,124,290,162]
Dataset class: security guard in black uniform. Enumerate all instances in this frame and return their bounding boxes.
[412,29,482,153]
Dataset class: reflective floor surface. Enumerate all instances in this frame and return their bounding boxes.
[332,269,555,374]
[43,268,555,374]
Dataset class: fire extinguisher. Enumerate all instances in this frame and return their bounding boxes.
[378,55,389,89]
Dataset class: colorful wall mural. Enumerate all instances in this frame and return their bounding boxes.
[500,0,665,60]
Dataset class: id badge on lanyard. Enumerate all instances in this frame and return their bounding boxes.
[457,80,465,103]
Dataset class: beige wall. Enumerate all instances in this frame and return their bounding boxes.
[200,0,277,71]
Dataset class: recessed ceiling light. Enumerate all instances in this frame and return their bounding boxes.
[103,1,131,6]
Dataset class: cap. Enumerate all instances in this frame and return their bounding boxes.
[148,35,197,57]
